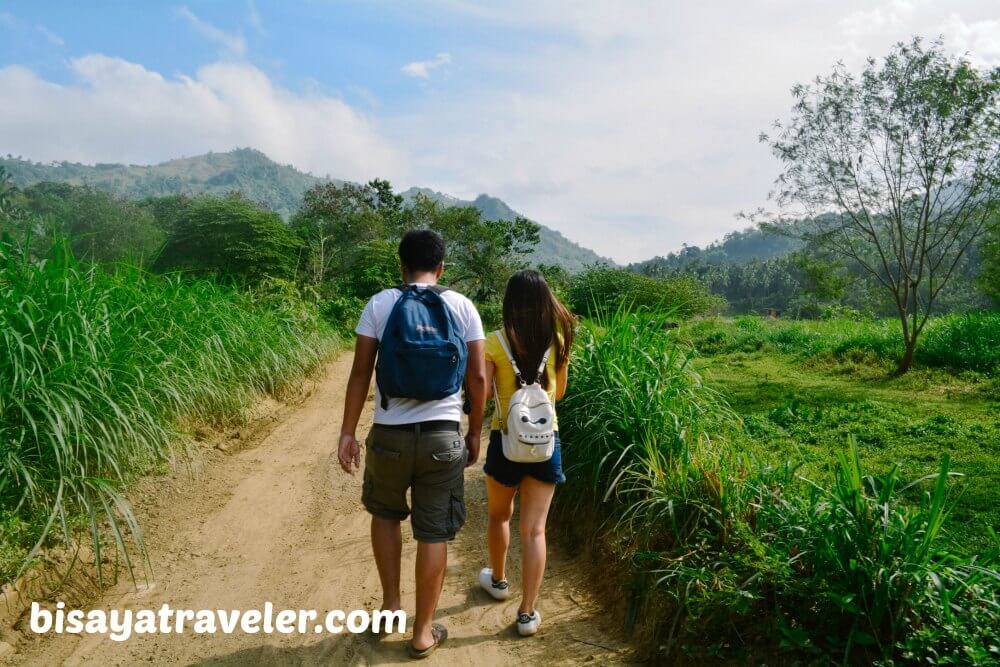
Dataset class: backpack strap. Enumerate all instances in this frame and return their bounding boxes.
[494,330,523,386]
[394,283,450,294]
[495,331,549,387]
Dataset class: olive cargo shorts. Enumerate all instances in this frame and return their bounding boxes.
[361,422,468,543]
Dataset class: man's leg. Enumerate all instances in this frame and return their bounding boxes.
[409,426,466,651]
[412,540,448,651]
[361,426,413,615]
[371,516,403,611]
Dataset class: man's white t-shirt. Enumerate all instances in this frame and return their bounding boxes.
[356,284,485,425]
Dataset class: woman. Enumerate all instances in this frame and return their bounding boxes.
[478,269,575,637]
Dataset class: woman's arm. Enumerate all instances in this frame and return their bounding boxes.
[555,362,569,401]
[485,359,496,400]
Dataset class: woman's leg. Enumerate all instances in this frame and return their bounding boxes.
[485,475,517,580]
[517,476,556,614]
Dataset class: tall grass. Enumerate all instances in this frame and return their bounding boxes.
[558,306,737,545]
[0,241,336,583]
[557,308,1000,662]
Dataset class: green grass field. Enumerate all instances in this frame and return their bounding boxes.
[697,351,1000,552]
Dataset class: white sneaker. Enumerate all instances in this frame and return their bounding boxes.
[517,610,541,636]
[478,567,510,601]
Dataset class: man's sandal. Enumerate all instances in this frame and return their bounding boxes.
[407,623,448,660]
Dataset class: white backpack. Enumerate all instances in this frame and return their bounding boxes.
[494,331,556,463]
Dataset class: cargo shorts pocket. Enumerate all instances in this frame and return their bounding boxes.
[449,483,467,535]
[361,433,410,521]
[430,443,463,463]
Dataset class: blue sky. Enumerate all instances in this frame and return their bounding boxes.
[2,1,999,262]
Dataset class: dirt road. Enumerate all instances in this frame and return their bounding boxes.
[8,352,629,666]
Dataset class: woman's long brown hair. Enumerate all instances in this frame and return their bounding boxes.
[501,269,576,388]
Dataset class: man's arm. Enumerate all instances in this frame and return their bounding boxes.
[463,339,487,467]
[338,334,379,474]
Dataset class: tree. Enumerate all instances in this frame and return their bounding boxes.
[138,194,195,234]
[421,197,540,304]
[290,179,408,287]
[18,182,163,264]
[154,195,302,282]
[981,214,1000,303]
[762,38,1000,373]
[0,166,17,219]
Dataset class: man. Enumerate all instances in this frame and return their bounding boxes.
[338,229,487,659]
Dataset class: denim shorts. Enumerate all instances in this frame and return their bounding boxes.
[483,430,566,488]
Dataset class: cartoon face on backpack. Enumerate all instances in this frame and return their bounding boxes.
[508,383,554,445]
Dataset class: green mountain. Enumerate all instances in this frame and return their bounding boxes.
[630,226,803,273]
[402,188,613,271]
[1,149,607,271]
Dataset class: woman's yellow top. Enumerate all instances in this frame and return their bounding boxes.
[485,329,563,431]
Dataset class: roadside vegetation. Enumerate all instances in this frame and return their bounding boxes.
[0,240,336,583]
[557,308,1000,664]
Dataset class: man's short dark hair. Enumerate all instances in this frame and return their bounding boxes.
[398,229,446,273]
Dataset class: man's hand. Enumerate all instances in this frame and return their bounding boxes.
[464,432,480,467]
[338,433,362,474]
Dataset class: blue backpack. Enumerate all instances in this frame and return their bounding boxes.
[376,284,468,409]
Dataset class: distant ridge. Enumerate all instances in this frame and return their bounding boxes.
[1,149,610,271]
[401,187,614,271]
[629,226,804,273]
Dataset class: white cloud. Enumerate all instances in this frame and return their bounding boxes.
[175,6,247,58]
[943,13,1000,68]
[0,55,406,184]
[247,0,265,36]
[35,25,64,46]
[840,0,917,38]
[401,52,451,79]
[386,0,1000,262]
[4,1,999,262]
[0,11,64,47]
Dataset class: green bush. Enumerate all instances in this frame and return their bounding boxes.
[153,195,302,283]
[0,241,336,583]
[918,312,1000,373]
[759,442,1000,663]
[567,266,723,319]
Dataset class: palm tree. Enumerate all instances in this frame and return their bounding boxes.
[0,166,18,218]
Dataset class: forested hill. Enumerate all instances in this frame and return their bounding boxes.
[402,187,613,270]
[630,226,803,273]
[0,149,608,271]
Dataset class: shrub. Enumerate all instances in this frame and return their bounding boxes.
[153,195,302,283]
[918,312,1000,373]
[567,266,722,319]
[759,441,1000,662]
